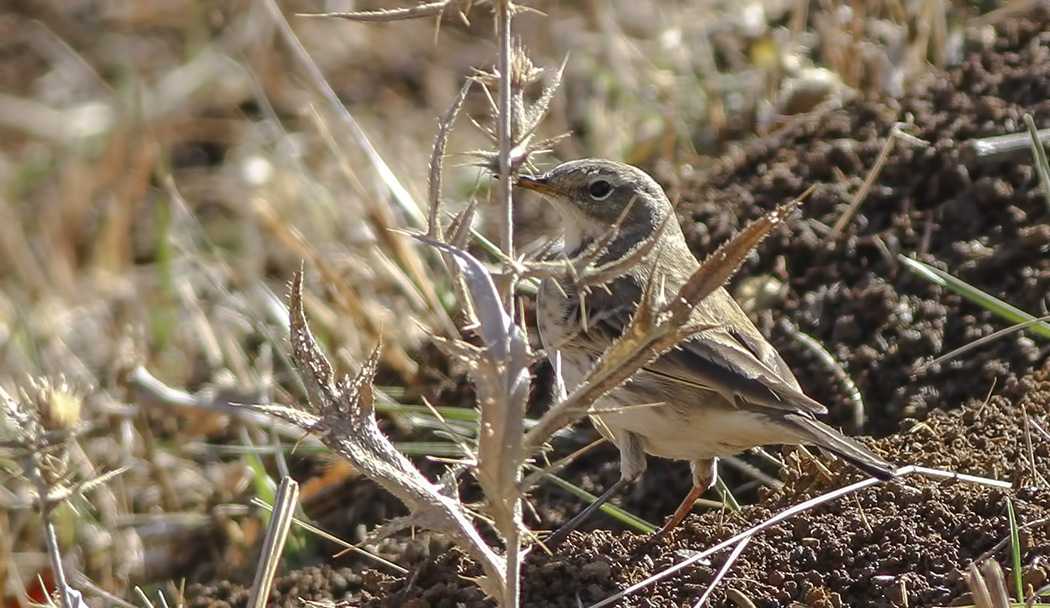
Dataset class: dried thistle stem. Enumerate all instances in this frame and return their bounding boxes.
[34,471,75,608]
[493,3,522,604]
[496,0,516,307]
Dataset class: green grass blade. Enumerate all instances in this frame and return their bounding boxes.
[393,441,472,457]
[716,476,742,512]
[541,473,657,534]
[899,255,1050,340]
[1006,497,1023,601]
[1024,114,1050,212]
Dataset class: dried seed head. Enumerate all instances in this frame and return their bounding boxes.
[23,376,82,433]
[510,44,540,91]
[2,377,82,488]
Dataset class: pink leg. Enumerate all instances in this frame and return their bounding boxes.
[657,457,717,536]
[657,483,706,536]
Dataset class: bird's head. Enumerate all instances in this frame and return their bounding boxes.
[516,159,674,252]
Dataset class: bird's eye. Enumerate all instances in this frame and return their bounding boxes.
[588,179,613,200]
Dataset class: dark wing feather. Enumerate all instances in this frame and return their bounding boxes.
[571,273,827,417]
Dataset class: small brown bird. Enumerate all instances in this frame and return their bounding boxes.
[517,159,895,539]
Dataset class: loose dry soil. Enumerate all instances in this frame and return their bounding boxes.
[188,11,1050,608]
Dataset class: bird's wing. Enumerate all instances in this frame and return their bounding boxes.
[572,275,827,417]
[648,326,828,416]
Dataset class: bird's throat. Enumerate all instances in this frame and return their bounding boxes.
[563,221,585,255]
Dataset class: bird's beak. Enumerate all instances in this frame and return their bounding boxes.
[515,174,561,197]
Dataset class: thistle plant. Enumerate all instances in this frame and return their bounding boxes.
[1,378,123,608]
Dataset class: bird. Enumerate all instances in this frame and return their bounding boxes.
[515,158,896,541]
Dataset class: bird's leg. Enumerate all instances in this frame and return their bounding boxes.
[544,477,628,547]
[545,431,646,547]
[657,457,718,536]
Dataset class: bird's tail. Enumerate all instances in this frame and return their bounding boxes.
[785,413,897,480]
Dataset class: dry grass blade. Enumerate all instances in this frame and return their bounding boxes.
[246,477,299,608]
[126,365,271,418]
[250,497,407,574]
[247,270,506,597]
[825,123,928,243]
[960,126,1050,165]
[263,0,423,227]
[893,465,1011,489]
[692,536,752,608]
[969,564,995,608]
[915,314,1050,372]
[967,560,1011,608]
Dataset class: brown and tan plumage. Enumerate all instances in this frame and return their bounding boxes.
[518,159,895,539]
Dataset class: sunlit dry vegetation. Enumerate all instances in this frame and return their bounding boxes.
[2,1,1048,606]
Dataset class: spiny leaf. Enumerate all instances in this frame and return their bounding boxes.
[678,198,801,313]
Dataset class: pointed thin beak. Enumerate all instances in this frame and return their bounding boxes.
[515,174,561,197]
